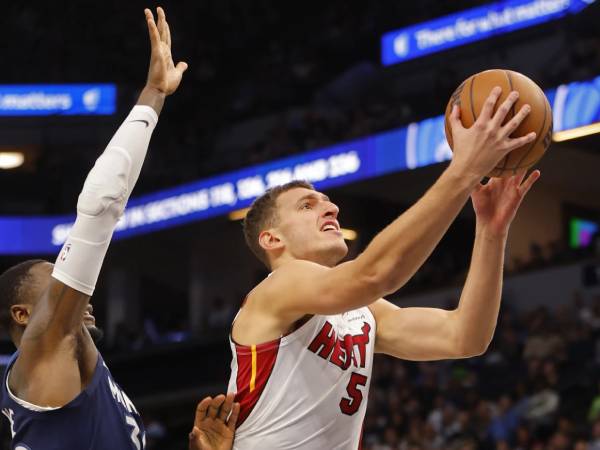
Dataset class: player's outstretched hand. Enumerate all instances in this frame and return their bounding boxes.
[144,7,188,96]
[189,393,240,450]
[448,87,536,181]
[471,169,541,237]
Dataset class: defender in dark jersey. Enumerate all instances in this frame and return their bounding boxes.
[0,8,189,450]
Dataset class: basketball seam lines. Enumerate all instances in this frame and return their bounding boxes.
[469,75,477,124]
[499,70,516,172]
[511,86,547,174]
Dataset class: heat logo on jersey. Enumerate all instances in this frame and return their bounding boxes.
[307,321,371,370]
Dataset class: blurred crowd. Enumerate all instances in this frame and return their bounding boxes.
[363,294,600,450]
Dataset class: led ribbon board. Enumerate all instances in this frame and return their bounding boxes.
[381,0,595,66]
[0,84,116,116]
[1,74,599,254]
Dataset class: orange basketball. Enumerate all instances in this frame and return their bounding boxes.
[444,69,553,178]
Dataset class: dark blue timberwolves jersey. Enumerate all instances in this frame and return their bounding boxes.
[0,351,146,450]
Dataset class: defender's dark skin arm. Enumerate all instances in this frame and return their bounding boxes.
[9,7,186,407]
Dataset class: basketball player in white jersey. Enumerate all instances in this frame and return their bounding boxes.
[227,89,540,449]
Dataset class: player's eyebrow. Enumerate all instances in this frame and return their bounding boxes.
[295,192,330,206]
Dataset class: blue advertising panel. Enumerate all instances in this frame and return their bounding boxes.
[0,84,116,116]
[1,73,600,254]
[381,0,595,66]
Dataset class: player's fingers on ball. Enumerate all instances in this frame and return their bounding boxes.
[208,394,226,419]
[491,91,519,128]
[449,105,464,131]
[501,103,531,138]
[228,403,241,431]
[478,86,502,121]
[505,132,536,153]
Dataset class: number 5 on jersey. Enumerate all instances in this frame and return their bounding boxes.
[339,373,368,415]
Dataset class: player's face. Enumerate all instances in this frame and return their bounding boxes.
[27,262,103,343]
[273,188,348,267]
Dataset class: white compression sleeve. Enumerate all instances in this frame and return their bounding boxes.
[52,105,158,295]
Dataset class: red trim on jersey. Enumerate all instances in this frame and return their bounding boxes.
[234,338,280,427]
[358,420,365,450]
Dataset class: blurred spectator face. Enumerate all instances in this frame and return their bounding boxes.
[498,394,513,414]
[496,441,510,450]
[573,440,589,450]
[383,426,399,446]
[548,431,571,450]
[593,420,600,438]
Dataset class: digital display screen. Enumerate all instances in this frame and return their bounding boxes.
[1,73,600,254]
[381,0,595,66]
[0,84,116,116]
[569,217,599,248]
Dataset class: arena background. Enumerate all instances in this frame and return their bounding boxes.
[1,1,600,448]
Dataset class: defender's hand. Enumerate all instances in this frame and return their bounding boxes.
[471,169,540,238]
[189,393,240,450]
[448,87,536,182]
[144,7,187,96]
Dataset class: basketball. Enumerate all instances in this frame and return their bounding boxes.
[444,69,553,178]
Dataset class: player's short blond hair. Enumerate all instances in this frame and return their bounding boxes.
[243,180,315,267]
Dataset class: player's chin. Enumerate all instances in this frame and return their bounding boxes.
[86,324,105,344]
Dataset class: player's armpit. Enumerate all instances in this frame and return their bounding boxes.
[255,259,388,319]
[20,277,90,344]
[9,278,92,407]
[368,298,479,361]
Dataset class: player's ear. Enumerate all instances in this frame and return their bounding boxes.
[10,304,32,327]
[259,229,284,253]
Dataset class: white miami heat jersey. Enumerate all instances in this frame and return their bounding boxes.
[227,306,376,450]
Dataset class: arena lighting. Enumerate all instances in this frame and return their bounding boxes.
[552,122,600,142]
[341,228,358,241]
[0,152,25,169]
[228,207,250,221]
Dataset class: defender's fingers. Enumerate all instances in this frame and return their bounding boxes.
[227,403,241,431]
[208,395,226,419]
[490,91,519,128]
[175,61,189,74]
[157,6,168,44]
[165,15,172,48]
[219,393,236,421]
[518,170,540,196]
[478,86,502,121]
[194,397,212,425]
[499,103,531,139]
[145,9,160,49]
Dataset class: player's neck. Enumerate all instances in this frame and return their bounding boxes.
[271,253,336,270]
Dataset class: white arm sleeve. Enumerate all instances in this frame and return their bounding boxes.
[52,105,158,295]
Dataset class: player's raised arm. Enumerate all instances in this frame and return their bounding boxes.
[371,170,540,360]
[255,89,535,319]
[11,7,187,407]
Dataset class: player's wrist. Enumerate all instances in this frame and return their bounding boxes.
[137,85,166,116]
[475,222,509,241]
[444,161,482,192]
